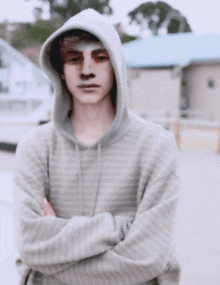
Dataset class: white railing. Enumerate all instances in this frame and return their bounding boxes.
[134,109,220,153]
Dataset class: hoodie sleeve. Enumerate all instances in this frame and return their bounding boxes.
[51,132,180,285]
[14,128,132,275]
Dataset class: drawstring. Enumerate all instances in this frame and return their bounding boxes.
[75,144,83,214]
[92,142,102,215]
[75,142,102,216]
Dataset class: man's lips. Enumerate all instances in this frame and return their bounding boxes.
[78,84,100,88]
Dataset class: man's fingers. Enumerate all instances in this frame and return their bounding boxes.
[42,198,56,217]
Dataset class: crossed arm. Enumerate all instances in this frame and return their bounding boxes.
[42,190,179,285]
[14,131,180,285]
[14,133,133,276]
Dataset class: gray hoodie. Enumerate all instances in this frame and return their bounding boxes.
[14,9,180,285]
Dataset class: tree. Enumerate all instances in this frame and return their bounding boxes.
[11,18,64,50]
[128,1,192,36]
[114,23,137,44]
[120,34,137,44]
[25,0,113,20]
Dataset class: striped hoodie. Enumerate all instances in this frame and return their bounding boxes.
[14,9,180,285]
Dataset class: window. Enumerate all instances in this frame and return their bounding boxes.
[0,82,9,93]
[207,78,215,89]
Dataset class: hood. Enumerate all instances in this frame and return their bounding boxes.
[40,9,131,148]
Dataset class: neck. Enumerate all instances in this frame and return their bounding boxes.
[71,97,116,144]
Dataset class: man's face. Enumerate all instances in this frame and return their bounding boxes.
[62,40,115,106]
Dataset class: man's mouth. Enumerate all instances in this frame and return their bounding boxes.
[78,84,100,88]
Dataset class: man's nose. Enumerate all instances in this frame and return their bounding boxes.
[80,58,95,80]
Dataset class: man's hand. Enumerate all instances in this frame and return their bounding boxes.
[42,197,56,217]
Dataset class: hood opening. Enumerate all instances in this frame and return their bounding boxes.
[40,9,131,147]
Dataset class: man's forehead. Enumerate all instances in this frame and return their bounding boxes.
[68,41,105,52]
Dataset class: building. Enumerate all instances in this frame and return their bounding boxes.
[0,38,52,115]
[21,45,42,66]
[123,33,220,121]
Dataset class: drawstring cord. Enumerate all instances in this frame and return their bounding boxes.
[92,142,101,216]
[75,144,83,214]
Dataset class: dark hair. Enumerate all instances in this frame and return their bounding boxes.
[50,30,100,74]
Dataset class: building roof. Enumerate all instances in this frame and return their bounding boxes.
[0,38,48,81]
[21,45,42,66]
[123,33,220,68]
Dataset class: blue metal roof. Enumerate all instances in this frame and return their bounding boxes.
[123,33,220,68]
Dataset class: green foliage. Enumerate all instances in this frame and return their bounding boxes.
[53,0,112,20]
[25,0,113,20]
[11,19,64,50]
[120,34,137,44]
[128,1,192,36]
[168,18,191,34]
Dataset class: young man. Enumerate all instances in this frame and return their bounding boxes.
[14,9,180,285]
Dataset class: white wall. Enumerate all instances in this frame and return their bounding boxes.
[127,68,181,117]
[182,63,220,120]
[0,44,52,113]
[9,60,51,100]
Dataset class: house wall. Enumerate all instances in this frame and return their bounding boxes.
[9,60,51,100]
[182,63,220,120]
[127,68,181,117]
[0,42,52,113]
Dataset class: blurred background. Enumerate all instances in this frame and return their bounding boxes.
[1,0,220,284]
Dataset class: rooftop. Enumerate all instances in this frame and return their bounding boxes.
[123,33,220,68]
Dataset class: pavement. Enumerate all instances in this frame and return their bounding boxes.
[1,149,220,284]
[176,149,220,285]
[180,126,219,151]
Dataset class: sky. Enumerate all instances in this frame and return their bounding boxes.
[0,0,220,36]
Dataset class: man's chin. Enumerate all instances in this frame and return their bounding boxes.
[76,94,102,105]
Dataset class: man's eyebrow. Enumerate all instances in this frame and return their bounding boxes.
[92,48,108,54]
[66,50,82,54]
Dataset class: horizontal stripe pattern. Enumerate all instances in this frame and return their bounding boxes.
[14,118,180,285]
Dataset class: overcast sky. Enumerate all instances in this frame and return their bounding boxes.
[1,0,220,36]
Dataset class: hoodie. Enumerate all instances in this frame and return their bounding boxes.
[14,9,180,285]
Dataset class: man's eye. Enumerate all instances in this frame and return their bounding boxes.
[71,57,81,62]
[96,55,109,62]
[65,56,82,64]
